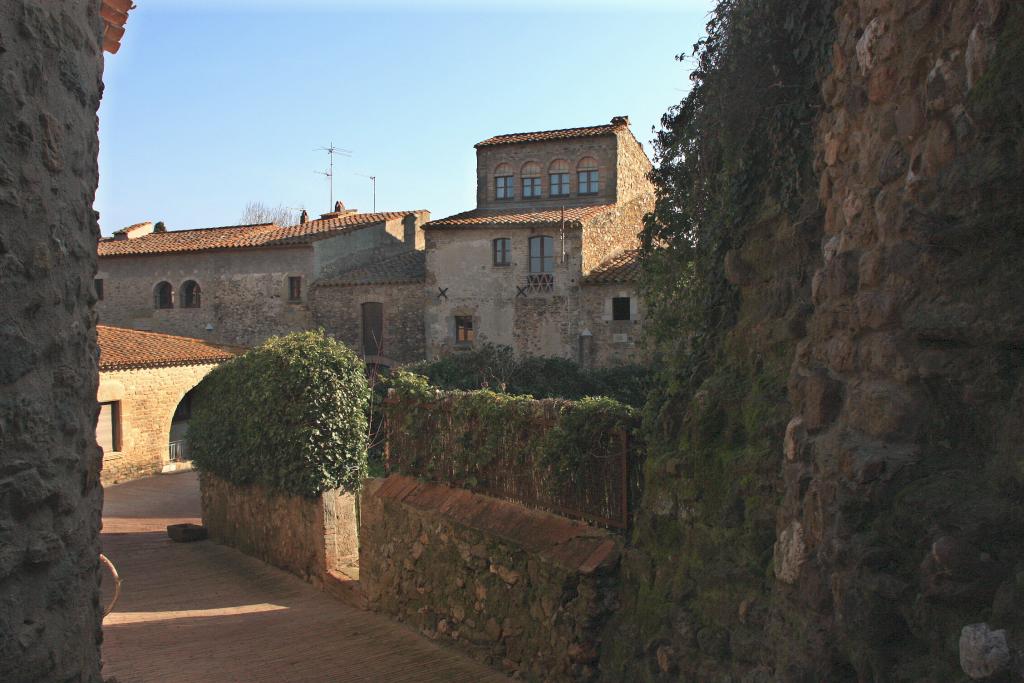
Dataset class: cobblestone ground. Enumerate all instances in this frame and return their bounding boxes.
[100,472,508,682]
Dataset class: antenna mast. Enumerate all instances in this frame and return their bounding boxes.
[355,173,377,212]
[314,142,352,211]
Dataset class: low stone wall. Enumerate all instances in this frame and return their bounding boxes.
[359,475,622,682]
[200,472,358,585]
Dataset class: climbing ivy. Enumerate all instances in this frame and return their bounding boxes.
[189,330,370,498]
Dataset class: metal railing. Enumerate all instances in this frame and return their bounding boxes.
[168,439,189,462]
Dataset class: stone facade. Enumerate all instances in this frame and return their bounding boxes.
[96,212,426,348]
[98,362,220,484]
[0,1,105,681]
[425,118,654,364]
[200,472,358,586]
[359,476,623,682]
[578,283,645,367]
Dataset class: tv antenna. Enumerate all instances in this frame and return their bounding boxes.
[314,142,352,211]
[354,173,377,212]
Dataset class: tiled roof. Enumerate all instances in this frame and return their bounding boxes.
[582,249,642,284]
[476,124,618,148]
[425,205,614,229]
[318,250,426,287]
[97,325,245,371]
[98,211,426,257]
[102,0,134,54]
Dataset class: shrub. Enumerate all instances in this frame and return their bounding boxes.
[189,330,370,498]
[401,344,654,407]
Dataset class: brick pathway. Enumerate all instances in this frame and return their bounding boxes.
[100,472,508,682]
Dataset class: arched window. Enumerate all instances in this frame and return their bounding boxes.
[154,281,174,309]
[577,157,599,195]
[494,162,514,200]
[181,280,201,308]
[549,159,570,197]
[521,161,541,198]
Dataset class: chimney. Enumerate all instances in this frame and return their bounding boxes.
[319,200,359,220]
[299,209,309,224]
[154,221,166,233]
[611,115,630,127]
[112,221,155,240]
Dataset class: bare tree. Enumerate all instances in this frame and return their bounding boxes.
[239,201,300,226]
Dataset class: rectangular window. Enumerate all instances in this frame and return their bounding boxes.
[612,296,631,321]
[493,238,511,266]
[288,276,302,301]
[97,401,121,454]
[549,173,570,197]
[529,235,554,274]
[362,302,384,356]
[455,316,474,344]
[522,177,541,198]
[95,278,104,301]
[495,176,514,200]
[578,170,599,195]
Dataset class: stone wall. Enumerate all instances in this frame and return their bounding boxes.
[0,1,105,681]
[200,472,358,585]
[96,246,315,347]
[424,225,587,360]
[579,195,651,274]
[359,475,622,682]
[578,283,645,367]
[98,362,220,485]
[312,281,426,365]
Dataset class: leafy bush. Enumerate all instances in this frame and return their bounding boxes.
[189,330,370,498]
[401,344,654,407]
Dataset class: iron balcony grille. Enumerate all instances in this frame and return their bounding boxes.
[523,273,554,294]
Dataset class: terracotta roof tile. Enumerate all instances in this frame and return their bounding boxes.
[97,325,245,371]
[318,250,425,287]
[425,204,614,229]
[582,249,642,284]
[102,0,134,54]
[476,123,618,148]
[98,211,426,257]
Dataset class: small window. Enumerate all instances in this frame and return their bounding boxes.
[612,297,631,321]
[495,175,514,200]
[455,316,474,344]
[154,281,174,309]
[181,280,201,308]
[493,238,511,266]
[522,176,542,198]
[97,401,121,453]
[549,173,570,197]
[288,276,302,301]
[95,278,104,301]
[529,235,554,274]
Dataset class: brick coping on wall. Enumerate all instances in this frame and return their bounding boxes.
[371,475,620,575]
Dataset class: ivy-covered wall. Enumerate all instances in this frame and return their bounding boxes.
[602,0,1023,680]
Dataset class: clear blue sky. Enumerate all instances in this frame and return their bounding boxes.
[96,1,714,235]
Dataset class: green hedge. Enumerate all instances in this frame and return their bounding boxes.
[401,344,654,408]
[189,330,370,498]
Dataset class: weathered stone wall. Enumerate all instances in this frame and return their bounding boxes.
[580,195,651,274]
[312,281,426,365]
[778,1,1024,678]
[312,214,426,279]
[578,283,645,367]
[98,363,220,485]
[200,472,358,585]
[424,225,587,360]
[613,126,655,206]
[359,476,622,682]
[96,246,315,346]
[0,1,105,681]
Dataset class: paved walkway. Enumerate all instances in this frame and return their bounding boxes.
[100,472,507,682]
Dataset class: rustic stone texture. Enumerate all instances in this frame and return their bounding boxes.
[311,281,426,365]
[0,2,105,681]
[578,283,646,367]
[199,472,359,585]
[98,362,220,484]
[360,476,622,682]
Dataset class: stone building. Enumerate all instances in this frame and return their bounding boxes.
[96,325,244,484]
[423,117,654,366]
[96,208,428,347]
